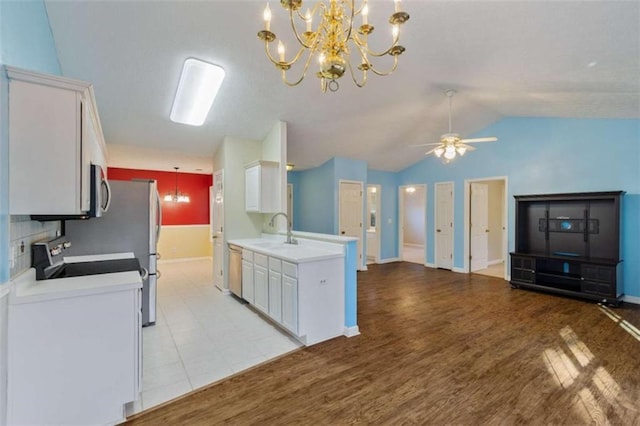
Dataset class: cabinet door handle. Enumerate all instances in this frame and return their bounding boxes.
[341,231,346,235]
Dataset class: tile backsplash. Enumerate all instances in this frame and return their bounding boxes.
[9,216,60,277]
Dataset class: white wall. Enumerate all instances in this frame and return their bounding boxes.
[403,187,426,246]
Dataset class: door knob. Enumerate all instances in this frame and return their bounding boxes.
[485,229,490,233]
[341,231,346,235]
[436,229,441,233]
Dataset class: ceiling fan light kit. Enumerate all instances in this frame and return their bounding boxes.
[413,90,498,164]
[257,0,410,93]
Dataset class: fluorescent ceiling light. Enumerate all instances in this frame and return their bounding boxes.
[170,58,225,126]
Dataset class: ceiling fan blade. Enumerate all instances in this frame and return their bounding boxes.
[458,143,476,151]
[424,146,442,156]
[409,142,441,147]
[460,137,498,143]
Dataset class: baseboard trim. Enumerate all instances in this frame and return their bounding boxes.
[622,295,640,305]
[359,265,368,271]
[404,243,425,249]
[425,262,436,268]
[378,257,401,264]
[452,267,466,274]
[159,256,212,264]
[344,325,360,337]
[488,259,504,266]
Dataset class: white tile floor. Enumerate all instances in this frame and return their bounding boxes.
[126,258,302,415]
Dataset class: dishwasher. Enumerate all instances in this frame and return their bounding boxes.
[228,244,242,298]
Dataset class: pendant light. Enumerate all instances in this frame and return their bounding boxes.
[164,167,190,203]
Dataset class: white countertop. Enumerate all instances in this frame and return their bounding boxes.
[228,236,344,263]
[10,267,142,305]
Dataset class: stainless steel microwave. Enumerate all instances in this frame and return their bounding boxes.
[31,164,111,221]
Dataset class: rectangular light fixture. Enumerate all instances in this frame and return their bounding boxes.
[170,58,225,126]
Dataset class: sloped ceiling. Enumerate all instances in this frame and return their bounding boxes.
[45,1,640,173]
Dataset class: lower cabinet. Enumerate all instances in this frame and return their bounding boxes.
[268,257,283,322]
[241,259,254,304]
[254,264,269,313]
[8,284,141,425]
[238,245,344,346]
[282,274,298,334]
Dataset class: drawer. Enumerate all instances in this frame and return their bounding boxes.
[282,261,297,278]
[269,257,281,272]
[581,265,615,283]
[254,253,268,267]
[242,249,253,261]
[582,280,612,296]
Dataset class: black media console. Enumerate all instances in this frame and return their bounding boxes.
[510,191,624,305]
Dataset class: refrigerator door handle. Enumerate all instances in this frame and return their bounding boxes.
[140,267,149,281]
[155,187,162,242]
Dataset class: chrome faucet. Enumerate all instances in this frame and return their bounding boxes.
[269,212,297,245]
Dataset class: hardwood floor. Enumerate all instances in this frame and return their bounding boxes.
[127,262,640,425]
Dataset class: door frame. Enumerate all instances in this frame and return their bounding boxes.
[398,184,427,265]
[434,181,454,270]
[212,169,227,293]
[366,184,382,264]
[463,176,509,279]
[338,179,365,271]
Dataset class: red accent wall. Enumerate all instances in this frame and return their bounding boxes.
[108,167,212,225]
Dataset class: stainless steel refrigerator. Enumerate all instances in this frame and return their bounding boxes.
[64,179,161,326]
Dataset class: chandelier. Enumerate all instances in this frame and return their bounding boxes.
[257,0,410,93]
[164,167,190,203]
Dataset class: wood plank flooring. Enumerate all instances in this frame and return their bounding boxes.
[127,262,640,425]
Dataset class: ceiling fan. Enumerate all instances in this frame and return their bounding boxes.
[412,90,497,163]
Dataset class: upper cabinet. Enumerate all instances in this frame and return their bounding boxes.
[245,160,279,213]
[7,66,107,215]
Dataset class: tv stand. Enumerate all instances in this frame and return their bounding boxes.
[510,191,623,305]
[510,253,623,306]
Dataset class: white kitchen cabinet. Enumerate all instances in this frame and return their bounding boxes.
[242,258,254,303]
[7,66,107,215]
[245,160,280,213]
[268,268,283,323]
[254,263,269,314]
[282,273,298,334]
[8,272,141,425]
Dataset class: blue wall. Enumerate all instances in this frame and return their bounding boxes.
[367,169,399,260]
[399,117,640,296]
[291,118,640,298]
[0,0,61,283]
[289,159,335,234]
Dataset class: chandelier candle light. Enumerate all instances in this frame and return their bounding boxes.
[258,0,410,92]
[164,167,190,203]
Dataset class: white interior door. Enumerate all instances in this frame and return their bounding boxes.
[435,182,453,270]
[339,181,363,269]
[470,182,489,272]
[212,170,224,290]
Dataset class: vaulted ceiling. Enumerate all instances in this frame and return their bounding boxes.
[45,1,640,173]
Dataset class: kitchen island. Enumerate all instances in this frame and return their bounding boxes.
[228,232,358,345]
